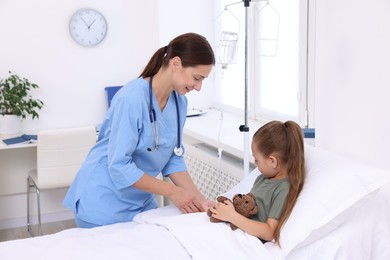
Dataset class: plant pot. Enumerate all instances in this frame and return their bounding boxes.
[0,115,22,135]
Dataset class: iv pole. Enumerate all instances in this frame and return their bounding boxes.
[222,0,267,176]
[239,0,250,176]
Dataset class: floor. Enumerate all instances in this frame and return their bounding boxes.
[0,219,77,242]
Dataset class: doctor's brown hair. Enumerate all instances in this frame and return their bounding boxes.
[252,120,306,245]
[140,32,215,78]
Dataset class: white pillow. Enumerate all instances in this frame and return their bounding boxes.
[221,145,390,256]
[219,168,260,200]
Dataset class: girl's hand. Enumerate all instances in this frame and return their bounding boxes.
[209,200,237,222]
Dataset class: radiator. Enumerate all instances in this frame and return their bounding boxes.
[184,141,254,200]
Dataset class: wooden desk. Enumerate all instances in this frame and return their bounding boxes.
[0,134,37,196]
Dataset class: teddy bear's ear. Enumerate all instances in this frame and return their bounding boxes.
[247,193,256,200]
[233,194,246,200]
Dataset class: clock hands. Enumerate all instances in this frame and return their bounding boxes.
[80,17,96,31]
[81,17,89,28]
[88,20,96,29]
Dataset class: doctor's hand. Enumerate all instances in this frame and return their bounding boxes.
[197,197,216,212]
[169,186,203,214]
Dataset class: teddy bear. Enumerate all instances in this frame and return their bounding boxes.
[207,193,258,230]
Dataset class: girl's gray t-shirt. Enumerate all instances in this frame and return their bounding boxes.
[250,174,290,222]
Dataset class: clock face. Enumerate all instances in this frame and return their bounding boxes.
[69,8,107,47]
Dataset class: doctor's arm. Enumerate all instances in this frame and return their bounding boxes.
[132,171,213,213]
[169,171,215,212]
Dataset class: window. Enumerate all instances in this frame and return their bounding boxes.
[214,0,310,126]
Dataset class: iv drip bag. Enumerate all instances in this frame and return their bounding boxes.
[219,31,239,69]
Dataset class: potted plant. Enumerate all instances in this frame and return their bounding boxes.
[0,71,44,134]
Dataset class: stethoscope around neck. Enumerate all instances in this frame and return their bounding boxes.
[147,75,183,156]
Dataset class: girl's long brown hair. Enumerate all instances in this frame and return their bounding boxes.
[252,120,306,245]
[139,32,215,78]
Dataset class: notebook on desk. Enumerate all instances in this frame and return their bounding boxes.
[2,134,38,145]
[187,109,207,117]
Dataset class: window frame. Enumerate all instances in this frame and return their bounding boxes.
[213,0,314,127]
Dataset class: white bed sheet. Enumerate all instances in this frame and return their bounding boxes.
[0,204,189,259]
[1,145,390,260]
[0,205,274,260]
[0,220,190,260]
[1,185,390,260]
[133,205,274,260]
[1,183,389,260]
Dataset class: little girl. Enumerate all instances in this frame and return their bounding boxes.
[209,120,306,245]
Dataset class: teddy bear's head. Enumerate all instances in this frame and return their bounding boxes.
[232,193,258,218]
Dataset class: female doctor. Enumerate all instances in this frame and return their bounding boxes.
[63,33,216,228]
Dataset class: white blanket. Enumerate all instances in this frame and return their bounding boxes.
[1,192,389,260]
[0,205,274,260]
[0,220,191,260]
[134,207,274,260]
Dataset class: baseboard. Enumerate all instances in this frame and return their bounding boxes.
[0,210,74,230]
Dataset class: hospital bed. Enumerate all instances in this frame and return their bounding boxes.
[1,145,390,260]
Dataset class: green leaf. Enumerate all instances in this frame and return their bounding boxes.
[0,71,44,119]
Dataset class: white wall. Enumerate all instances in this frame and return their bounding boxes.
[157,0,216,109]
[0,0,216,131]
[0,0,159,132]
[314,0,390,171]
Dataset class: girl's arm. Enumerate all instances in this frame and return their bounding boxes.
[209,200,278,241]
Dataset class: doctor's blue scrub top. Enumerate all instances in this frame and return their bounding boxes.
[63,77,188,226]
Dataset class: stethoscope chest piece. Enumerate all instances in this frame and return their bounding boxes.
[174,146,183,156]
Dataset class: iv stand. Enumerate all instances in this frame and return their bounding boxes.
[239,0,250,177]
[224,0,267,176]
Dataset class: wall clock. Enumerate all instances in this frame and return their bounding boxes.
[69,8,108,47]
